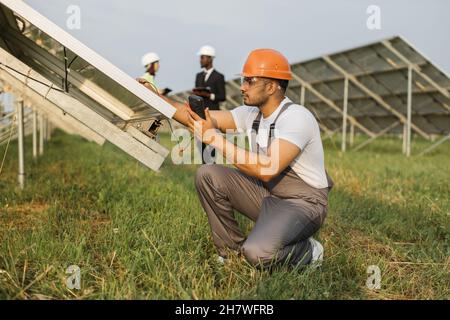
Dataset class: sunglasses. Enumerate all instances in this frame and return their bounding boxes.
[240,76,269,87]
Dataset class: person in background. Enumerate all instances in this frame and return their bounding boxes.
[193,45,226,110]
[139,52,171,96]
[193,45,226,163]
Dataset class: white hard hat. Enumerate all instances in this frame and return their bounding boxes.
[197,45,216,57]
[141,52,160,67]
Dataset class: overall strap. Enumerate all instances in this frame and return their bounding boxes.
[250,112,263,153]
[268,102,294,143]
[250,101,295,153]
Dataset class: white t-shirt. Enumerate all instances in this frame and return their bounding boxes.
[230,97,328,189]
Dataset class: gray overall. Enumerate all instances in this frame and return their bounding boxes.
[195,102,333,267]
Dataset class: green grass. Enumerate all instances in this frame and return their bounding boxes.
[0,130,449,300]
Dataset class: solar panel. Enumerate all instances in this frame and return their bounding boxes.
[0,0,176,171]
[220,37,449,139]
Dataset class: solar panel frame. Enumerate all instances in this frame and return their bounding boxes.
[0,67,106,145]
[0,0,175,121]
[0,0,177,171]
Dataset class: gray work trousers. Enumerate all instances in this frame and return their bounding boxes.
[195,164,328,268]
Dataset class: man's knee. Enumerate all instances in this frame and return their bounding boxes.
[241,241,273,267]
[195,164,224,189]
[195,164,221,189]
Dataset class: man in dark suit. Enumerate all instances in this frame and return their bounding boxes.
[193,45,226,110]
[193,45,226,163]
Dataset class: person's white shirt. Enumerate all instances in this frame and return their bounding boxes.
[202,67,214,82]
[201,67,215,101]
[230,97,329,189]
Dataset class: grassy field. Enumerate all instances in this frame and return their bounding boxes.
[0,130,449,300]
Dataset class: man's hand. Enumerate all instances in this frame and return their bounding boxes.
[136,78,158,93]
[186,107,219,144]
[162,88,172,96]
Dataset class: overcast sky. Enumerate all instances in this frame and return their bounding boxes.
[23,0,450,93]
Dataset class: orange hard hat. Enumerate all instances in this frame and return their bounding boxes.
[241,49,292,80]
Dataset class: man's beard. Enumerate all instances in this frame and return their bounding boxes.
[243,94,267,107]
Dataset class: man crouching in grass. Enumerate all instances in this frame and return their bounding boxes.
[140,49,333,269]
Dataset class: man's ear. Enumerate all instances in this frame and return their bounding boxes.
[268,81,278,96]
